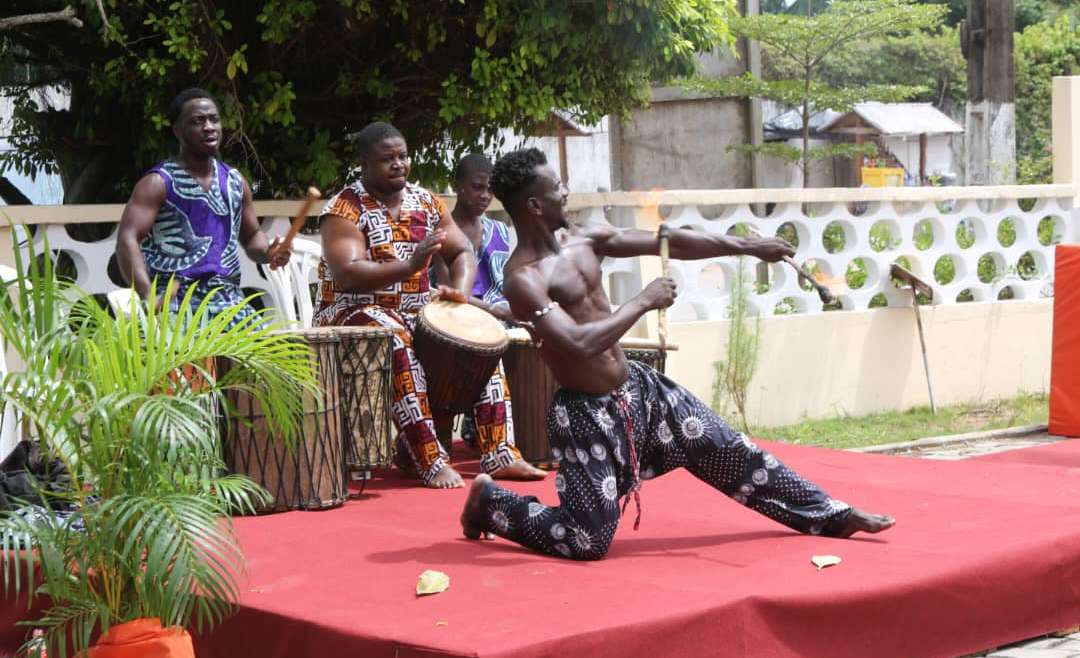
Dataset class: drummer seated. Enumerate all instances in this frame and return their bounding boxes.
[313,121,546,489]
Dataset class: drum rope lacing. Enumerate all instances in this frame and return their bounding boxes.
[612,389,643,531]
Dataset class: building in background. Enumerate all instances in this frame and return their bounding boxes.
[824,102,964,187]
[497,111,611,193]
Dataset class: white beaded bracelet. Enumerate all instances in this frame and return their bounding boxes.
[534,301,559,318]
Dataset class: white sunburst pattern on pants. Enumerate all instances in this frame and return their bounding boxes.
[612,443,626,466]
[526,501,549,523]
[553,404,571,434]
[751,468,770,486]
[591,406,617,437]
[570,526,595,553]
[491,509,511,534]
[677,413,709,446]
[736,432,761,456]
[590,463,620,510]
[655,421,675,446]
[489,497,516,534]
[554,472,567,493]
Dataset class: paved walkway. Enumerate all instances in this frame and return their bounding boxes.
[873,430,1077,658]
[887,432,1060,461]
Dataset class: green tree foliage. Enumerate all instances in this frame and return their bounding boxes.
[685,0,945,186]
[0,0,734,202]
[1015,14,1080,184]
[770,27,966,109]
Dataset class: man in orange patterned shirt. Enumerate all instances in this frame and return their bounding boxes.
[315,122,545,488]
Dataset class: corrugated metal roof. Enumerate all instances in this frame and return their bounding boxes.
[763,107,842,140]
[825,102,964,136]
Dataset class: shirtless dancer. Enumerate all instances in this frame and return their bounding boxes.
[460,148,894,559]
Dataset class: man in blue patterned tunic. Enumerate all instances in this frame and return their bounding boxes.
[117,88,289,324]
[460,148,895,560]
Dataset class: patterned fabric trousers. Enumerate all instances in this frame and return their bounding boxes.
[334,305,522,484]
[469,362,852,560]
[154,276,260,330]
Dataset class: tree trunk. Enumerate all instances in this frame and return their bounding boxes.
[801,94,811,188]
[63,152,109,204]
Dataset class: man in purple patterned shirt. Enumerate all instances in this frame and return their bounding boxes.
[117,88,289,324]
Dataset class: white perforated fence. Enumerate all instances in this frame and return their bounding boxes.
[4,184,1077,322]
[565,186,1078,321]
[15,216,301,311]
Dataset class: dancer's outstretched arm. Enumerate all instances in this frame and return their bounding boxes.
[583,225,794,263]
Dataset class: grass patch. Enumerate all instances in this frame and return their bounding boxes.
[755,393,1048,450]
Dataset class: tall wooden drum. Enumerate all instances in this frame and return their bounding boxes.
[413,300,508,413]
[336,326,395,475]
[503,330,669,466]
[220,327,347,514]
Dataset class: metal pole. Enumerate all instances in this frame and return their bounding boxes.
[911,287,937,414]
[657,223,670,351]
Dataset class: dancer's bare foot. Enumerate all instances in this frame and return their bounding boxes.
[461,474,494,540]
[427,465,465,489]
[491,460,547,481]
[834,508,895,538]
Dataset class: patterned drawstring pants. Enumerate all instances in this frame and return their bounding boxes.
[467,361,852,560]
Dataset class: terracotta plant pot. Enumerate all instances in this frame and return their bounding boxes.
[86,618,194,658]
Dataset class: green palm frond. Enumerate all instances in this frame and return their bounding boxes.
[202,473,271,518]
[0,224,316,653]
[34,599,104,658]
[95,494,244,627]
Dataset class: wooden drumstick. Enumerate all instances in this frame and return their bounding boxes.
[747,227,835,304]
[281,186,322,250]
[657,223,671,351]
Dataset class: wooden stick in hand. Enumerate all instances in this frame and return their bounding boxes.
[746,226,835,304]
[657,223,671,351]
[282,186,322,250]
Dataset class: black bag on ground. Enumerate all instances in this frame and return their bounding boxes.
[0,440,72,512]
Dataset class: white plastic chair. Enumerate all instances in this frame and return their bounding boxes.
[264,238,322,327]
[0,264,20,461]
[107,288,142,318]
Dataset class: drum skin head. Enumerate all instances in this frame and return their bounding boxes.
[421,300,508,348]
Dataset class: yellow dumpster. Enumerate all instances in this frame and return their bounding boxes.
[861,167,905,187]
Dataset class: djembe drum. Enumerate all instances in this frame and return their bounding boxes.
[503,329,670,466]
[220,327,348,514]
[413,300,509,413]
[335,326,395,479]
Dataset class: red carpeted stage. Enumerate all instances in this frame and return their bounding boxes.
[6,440,1080,658]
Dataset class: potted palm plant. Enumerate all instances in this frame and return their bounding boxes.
[0,239,316,657]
